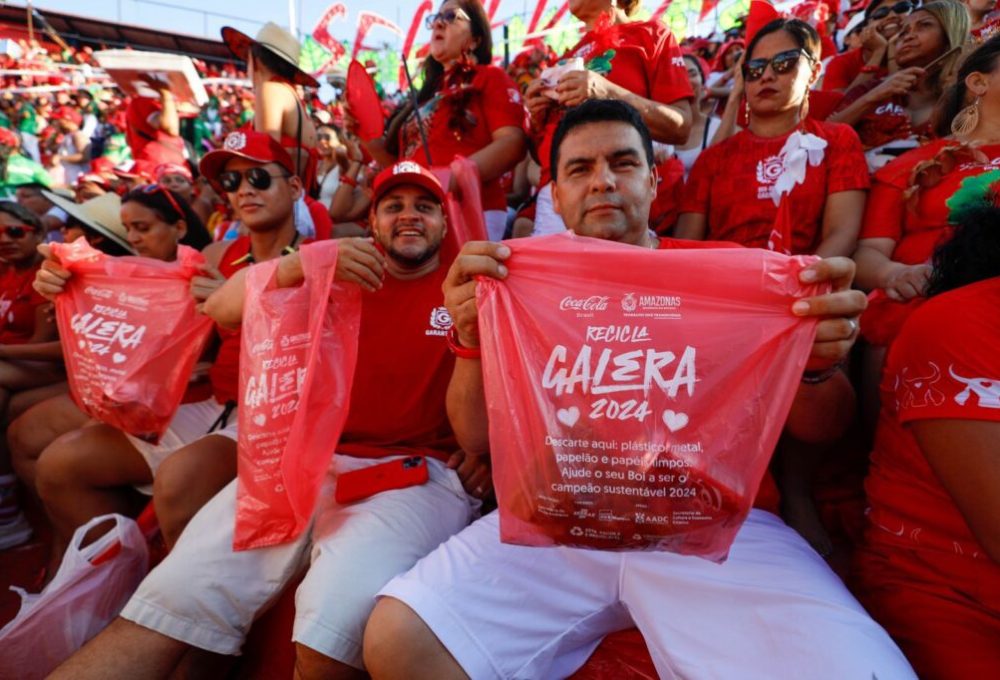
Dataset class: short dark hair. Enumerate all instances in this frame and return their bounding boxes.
[0,200,44,231]
[549,99,654,181]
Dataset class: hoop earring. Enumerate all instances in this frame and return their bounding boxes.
[951,96,981,137]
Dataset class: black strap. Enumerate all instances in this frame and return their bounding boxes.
[207,400,237,434]
[701,118,711,150]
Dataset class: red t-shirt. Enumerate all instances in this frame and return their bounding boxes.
[337,263,457,462]
[860,141,1000,265]
[864,277,1000,568]
[125,98,186,167]
[0,262,46,344]
[822,48,868,92]
[536,20,693,186]
[682,119,869,253]
[399,64,525,212]
[658,236,781,514]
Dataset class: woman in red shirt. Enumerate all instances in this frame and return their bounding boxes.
[677,19,869,258]
[677,18,869,555]
[358,1,526,241]
[830,0,970,170]
[853,35,1000,347]
[0,201,61,550]
[854,172,1000,680]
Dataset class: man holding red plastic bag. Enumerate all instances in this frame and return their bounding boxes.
[55,164,485,679]
[366,101,916,680]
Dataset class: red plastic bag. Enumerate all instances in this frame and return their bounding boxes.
[477,233,827,561]
[53,238,214,443]
[431,155,488,251]
[234,241,361,551]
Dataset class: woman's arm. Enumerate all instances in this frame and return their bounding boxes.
[467,126,527,185]
[852,236,932,301]
[828,68,923,127]
[815,190,865,259]
[157,87,180,137]
[910,418,1000,562]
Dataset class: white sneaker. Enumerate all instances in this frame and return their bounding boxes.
[0,513,33,550]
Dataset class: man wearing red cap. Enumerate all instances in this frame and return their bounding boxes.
[53,160,488,680]
[52,105,90,186]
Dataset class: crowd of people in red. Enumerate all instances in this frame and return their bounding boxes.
[0,0,998,677]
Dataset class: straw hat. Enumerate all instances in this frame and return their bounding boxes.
[41,190,133,254]
[221,22,319,89]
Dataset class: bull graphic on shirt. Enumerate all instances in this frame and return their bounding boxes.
[898,363,945,409]
[949,365,1000,409]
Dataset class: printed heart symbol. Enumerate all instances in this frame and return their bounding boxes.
[556,406,580,428]
[662,410,689,432]
[253,413,267,427]
[112,352,127,364]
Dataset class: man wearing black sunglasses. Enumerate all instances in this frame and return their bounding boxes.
[824,1,917,92]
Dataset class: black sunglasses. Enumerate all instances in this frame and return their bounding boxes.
[218,167,290,193]
[743,49,814,82]
[0,225,30,239]
[425,8,470,29]
[870,1,915,21]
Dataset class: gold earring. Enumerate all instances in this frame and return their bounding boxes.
[951,95,981,137]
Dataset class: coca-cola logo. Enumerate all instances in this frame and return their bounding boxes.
[560,296,609,312]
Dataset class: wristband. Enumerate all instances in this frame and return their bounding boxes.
[801,360,846,385]
[860,65,880,74]
[447,326,482,360]
[340,175,358,188]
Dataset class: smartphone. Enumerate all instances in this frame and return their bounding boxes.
[334,456,429,504]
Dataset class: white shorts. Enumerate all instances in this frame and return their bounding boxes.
[532,183,567,236]
[126,398,238,495]
[121,454,477,669]
[379,510,917,680]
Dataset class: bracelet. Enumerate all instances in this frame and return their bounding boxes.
[860,65,880,74]
[801,360,846,385]
[340,175,358,188]
[447,326,482,360]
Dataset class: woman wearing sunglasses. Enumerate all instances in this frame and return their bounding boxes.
[354,0,526,241]
[823,0,915,93]
[0,202,62,550]
[523,0,693,235]
[830,0,970,170]
[853,171,1000,680]
[676,18,869,556]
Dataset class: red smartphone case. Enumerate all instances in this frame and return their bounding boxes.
[334,456,429,504]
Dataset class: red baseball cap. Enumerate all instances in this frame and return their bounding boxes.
[199,130,296,187]
[53,105,83,126]
[0,128,18,148]
[372,161,446,206]
[155,162,193,182]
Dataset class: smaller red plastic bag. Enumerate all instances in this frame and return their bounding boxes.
[53,238,214,443]
[234,241,361,551]
[478,233,827,561]
[431,155,488,251]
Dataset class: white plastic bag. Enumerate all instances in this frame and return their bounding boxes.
[0,514,148,679]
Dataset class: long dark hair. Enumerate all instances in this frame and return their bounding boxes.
[250,43,300,83]
[927,205,1000,296]
[933,34,1000,137]
[122,186,212,250]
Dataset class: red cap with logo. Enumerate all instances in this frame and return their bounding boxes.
[372,161,446,206]
[53,105,83,126]
[199,130,296,187]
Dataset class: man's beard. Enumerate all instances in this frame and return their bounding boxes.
[385,239,442,268]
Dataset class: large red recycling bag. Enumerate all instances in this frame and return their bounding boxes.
[53,238,214,443]
[477,233,827,561]
[234,240,361,550]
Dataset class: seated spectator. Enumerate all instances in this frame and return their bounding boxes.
[966,0,1000,41]
[73,173,110,203]
[154,162,215,226]
[0,201,60,550]
[51,106,90,187]
[853,170,1000,680]
[14,181,67,239]
[853,34,1000,347]
[314,124,344,207]
[823,0,912,92]
[51,162,488,680]
[42,191,133,256]
[0,128,52,199]
[30,132,299,577]
[674,53,723,179]
[362,98,913,680]
[831,0,970,170]
[705,38,745,105]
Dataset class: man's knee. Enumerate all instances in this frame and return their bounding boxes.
[294,643,365,680]
[364,597,448,679]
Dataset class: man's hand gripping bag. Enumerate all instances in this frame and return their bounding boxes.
[52,238,213,443]
[234,241,361,550]
[477,233,827,561]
